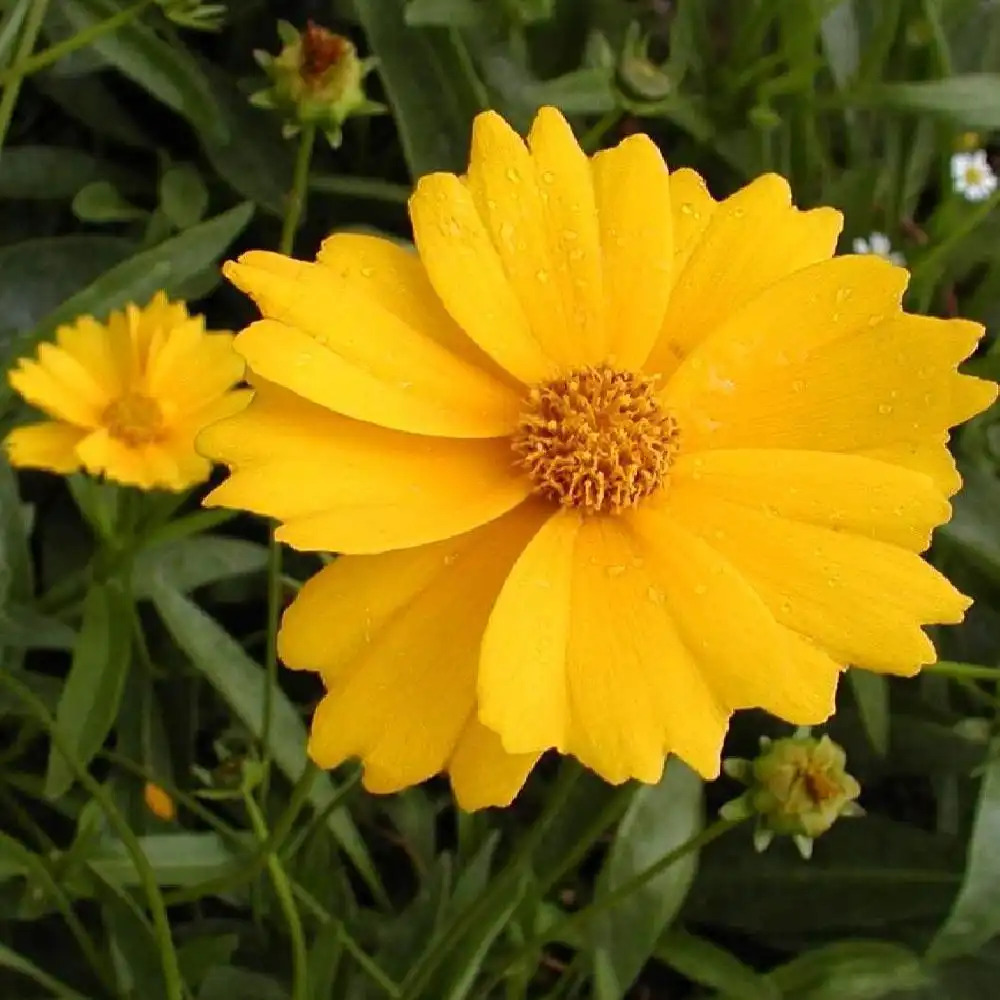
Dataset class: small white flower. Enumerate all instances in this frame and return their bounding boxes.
[852,231,905,266]
[951,150,998,202]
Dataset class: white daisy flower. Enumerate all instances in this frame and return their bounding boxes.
[852,231,906,266]
[951,150,998,202]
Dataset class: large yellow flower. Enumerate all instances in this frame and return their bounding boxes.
[200,107,996,809]
[6,293,248,491]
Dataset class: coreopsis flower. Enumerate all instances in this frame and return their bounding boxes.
[251,21,383,145]
[200,106,996,810]
[721,730,863,858]
[6,293,247,491]
[951,149,998,202]
[852,231,905,267]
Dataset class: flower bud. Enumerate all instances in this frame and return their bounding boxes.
[720,729,863,859]
[251,21,385,146]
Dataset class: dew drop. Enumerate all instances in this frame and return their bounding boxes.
[498,221,515,243]
[835,287,853,304]
[443,553,457,566]
[647,586,665,604]
[694,583,708,596]
[541,170,555,184]
[792,379,805,392]
[607,564,627,578]
[680,202,694,216]
[398,380,414,390]
[505,167,520,183]
[536,269,550,283]
[568,248,585,261]
[878,403,893,415]
[360,266,375,278]
[562,228,579,242]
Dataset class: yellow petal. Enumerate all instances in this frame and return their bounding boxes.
[672,449,951,551]
[526,106,605,364]
[463,110,588,369]
[630,502,840,725]
[645,173,842,378]
[8,353,103,428]
[316,232,515,382]
[281,505,545,792]
[669,484,970,675]
[669,167,715,274]
[479,511,730,783]
[4,421,85,473]
[56,316,127,398]
[590,133,673,369]
[202,380,531,554]
[857,436,962,497]
[448,718,540,811]
[75,429,191,491]
[225,253,519,438]
[144,324,244,417]
[409,170,554,384]
[666,283,996,453]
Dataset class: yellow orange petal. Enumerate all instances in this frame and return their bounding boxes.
[857,436,962,497]
[56,315,127,399]
[479,511,730,783]
[646,173,842,378]
[4,421,85,473]
[448,718,540,811]
[202,380,532,554]
[591,133,673,369]
[526,106,605,364]
[669,167,715,274]
[281,505,545,793]
[75,429,191,491]
[672,449,951,551]
[630,503,840,725]
[666,281,995,453]
[145,324,244,417]
[316,232,515,383]
[8,353,104,428]
[669,485,969,675]
[409,170,555,384]
[225,253,519,438]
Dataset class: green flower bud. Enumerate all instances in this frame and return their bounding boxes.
[251,21,385,147]
[720,729,863,859]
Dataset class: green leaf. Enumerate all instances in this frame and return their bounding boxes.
[591,759,704,999]
[938,465,1000,582]
[0,235,133,347]
[0,145,125,200]
[928,739,1000,962]
[0,203,253,393]
[177,934,239,990]
[523,67,616,114]
[159,163,209,229]
[767,941,929,1000]
[856,74,1000,129]
[848,669,890,755]
[0,942,90,999]
[58,0,227,142]
[133,536,268,599]
[655,928,779,1000]
[199,967,289,1000]
[820,0,861,89]
[45,579,134,799]
[354,0,485,177]
[405,0,488,26]
[85,832,239,887]
[147,581,387,905]
[72,180,147,222]
[0,604,75,649]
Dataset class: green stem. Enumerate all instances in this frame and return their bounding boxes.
[909,188,1000,285]
[927,661,1000,681]
[0,671,189,1000]
[243,792,309,1000]
[260,123,317,807]
[0,0,52,155]
[0,0,156,88]
[308,173,410,204]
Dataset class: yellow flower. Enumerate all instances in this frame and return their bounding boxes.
[200,107,996,810]
[144,781,177,822]
[6,293,249,491]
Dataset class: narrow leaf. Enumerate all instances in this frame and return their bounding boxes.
[848,669,890,755]
[857,74,1000,129]
[45,579,133,798]
[591,759,704,998]
[133,536,267,598]
[928,739,1000,961]
[0,942,90,999]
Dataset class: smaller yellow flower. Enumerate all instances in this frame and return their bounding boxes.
[5,293,248,491]
[144,781,177,821]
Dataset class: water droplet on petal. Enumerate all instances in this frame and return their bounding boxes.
[562,228,578,242]
[536,269,550,283]
[360,266,375,278]
[835,287,853,304]
[647,586,665,604]
[505,167,520,183]
[694,583,708,596]
[878,403,893,415]
[607,564,627,578]
[541,170,555,184]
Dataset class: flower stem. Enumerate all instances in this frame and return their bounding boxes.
[0,0,156,90]
[0,0,52,156]
[260,123,318,808]
[927,660,1000,681]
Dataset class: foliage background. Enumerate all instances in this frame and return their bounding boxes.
[2,0,1000,997]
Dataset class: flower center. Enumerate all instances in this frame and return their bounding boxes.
[512,365,680,514]
[103,393,165,446]
[965,166,984,186]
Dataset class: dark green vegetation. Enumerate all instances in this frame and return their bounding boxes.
[2,0,1000,997]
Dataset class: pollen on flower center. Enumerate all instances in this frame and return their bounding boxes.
[103,393,165,446]
[511,365,680,514]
